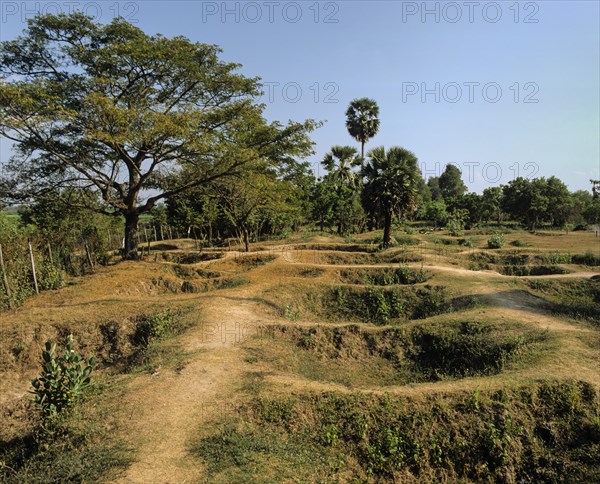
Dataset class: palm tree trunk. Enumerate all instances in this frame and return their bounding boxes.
[382,210,393,248]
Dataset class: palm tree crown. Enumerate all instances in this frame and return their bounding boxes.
[321,145,361,188]
[362,146,421,247]
[345,98,381,159]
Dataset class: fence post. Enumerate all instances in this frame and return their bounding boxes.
[0,243,14,309]
[28,238,39,294]
[47,241,54,265]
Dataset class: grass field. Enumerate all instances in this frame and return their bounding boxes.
[1,227,599,482]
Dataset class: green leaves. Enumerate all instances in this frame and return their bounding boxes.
[362,146,422,246]
[345,98,380,155]
[31,333,95,427]
[2,13,319,259]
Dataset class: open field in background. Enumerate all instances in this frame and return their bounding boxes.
[1,227,599,482]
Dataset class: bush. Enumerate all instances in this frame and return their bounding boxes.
[132,309,175,347]
[487,233,505,249]
[31,335,95,431]
[446,219,464,237]
[39,261,63,291]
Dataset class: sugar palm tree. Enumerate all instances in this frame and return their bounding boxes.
[321,146,362,234]
[321,145,362,188]
[345,98,380,160]
[362,146,421,247]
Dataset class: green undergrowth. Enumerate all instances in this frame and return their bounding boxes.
[296,267,325,278]
[292,243,379,253]
[338,266,429,285]
[126,308,194,374]
[232,255,276,269]
[244,322,551,387]
[468,250,598,272]
[180,277,247,293]
[194,380,600,482]
[322,285,480,324]
[525,278,600,327]
[0,382,133,483]
[172,265,221,279]
[161,252,223,264]
[318,249,423,265]
[499,265,570,276]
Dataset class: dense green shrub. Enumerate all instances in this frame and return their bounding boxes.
[487,233,505,249]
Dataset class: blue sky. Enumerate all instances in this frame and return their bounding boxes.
[1,0,599,193]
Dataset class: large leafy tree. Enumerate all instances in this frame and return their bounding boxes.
[426,176,443,201]
[481,186,503,226]
[501,177,571,230]
[362,146,421,247]
[0,13,317,259]
[345,98,380,160]
[438,164,467,201]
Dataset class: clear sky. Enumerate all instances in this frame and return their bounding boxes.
[1,0,599,193]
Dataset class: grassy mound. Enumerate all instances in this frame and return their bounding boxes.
[194,380,600,482]
[232,255,276,269]
[338,266,429,285]
[321,285,479,324]
[161,252,223,264]
[526,278,600,326]
[244,322,550,387]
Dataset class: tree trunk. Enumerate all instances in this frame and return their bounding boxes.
[242,227,250,253]
[382,210,393,248]
[123,212,140,260]
[361,141,365,161]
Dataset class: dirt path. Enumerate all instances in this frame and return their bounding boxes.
[112,297,274,483]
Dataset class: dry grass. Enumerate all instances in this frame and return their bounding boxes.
[1,228,599,481]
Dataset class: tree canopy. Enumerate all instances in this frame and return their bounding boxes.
[362,146,421,247]
[0,13,318,258]
[345,98,380,160]
[439,164,467,201]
